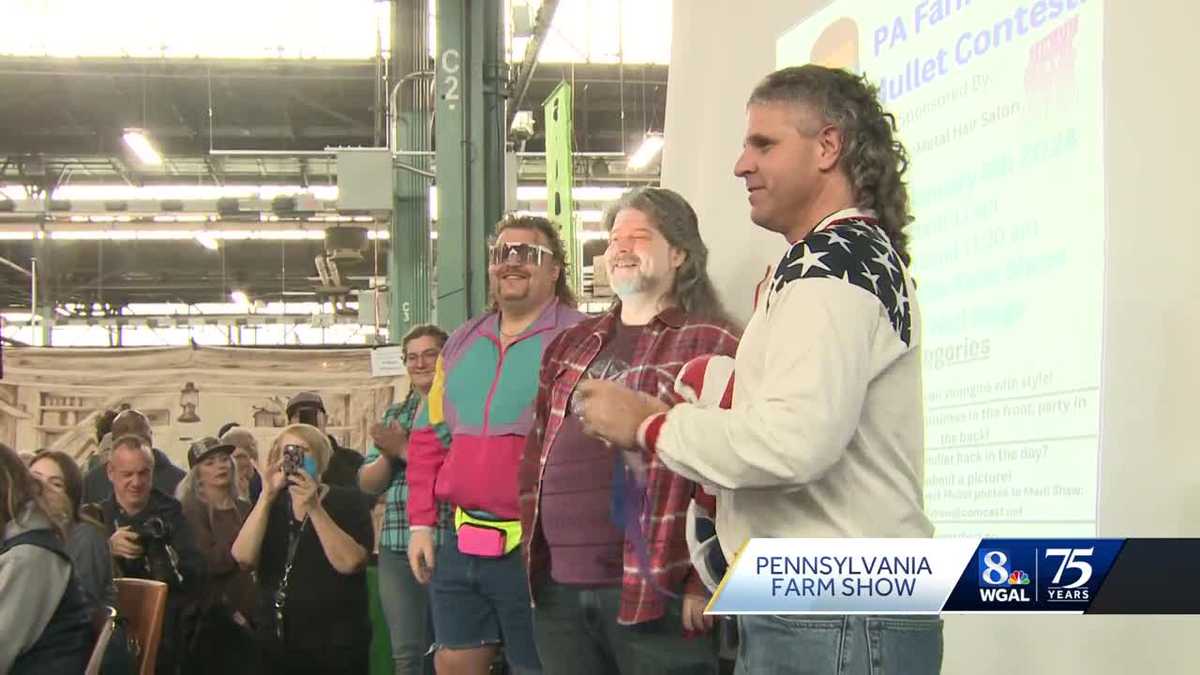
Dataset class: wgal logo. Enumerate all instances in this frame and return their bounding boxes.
[977,549,1033,603]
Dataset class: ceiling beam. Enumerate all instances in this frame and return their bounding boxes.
[509,0,561,127]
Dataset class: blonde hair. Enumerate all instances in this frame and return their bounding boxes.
[268,424,332,478]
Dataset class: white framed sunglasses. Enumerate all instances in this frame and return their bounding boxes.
[488,241,555,267]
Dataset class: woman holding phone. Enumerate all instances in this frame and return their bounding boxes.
[231,424,373,675]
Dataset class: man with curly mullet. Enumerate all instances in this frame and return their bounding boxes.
[576,65,941,674]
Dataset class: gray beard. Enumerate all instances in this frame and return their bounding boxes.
[610,268,652,298]
[612,278,649,298]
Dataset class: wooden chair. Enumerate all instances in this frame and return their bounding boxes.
[114,578,168,675]
[84,605,117,675]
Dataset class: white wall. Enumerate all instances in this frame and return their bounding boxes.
[663,1,1200,671]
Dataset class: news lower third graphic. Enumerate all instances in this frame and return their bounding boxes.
[706,538,1200,614]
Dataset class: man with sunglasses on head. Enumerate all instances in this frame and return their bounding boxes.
[359,324,453,675]
[406,215,584,675]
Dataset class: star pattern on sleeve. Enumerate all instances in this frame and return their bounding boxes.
[768,219,912,346]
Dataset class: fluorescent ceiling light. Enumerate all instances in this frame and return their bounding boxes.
[4,228,403,242]
[195,235,220,251]
[122,129,163,166]
[36,184,338,202]
[627,133,665,170]
[514,186,630,202]
[577,230,610,242]
[511,209,603,223]
[230,290,250,306]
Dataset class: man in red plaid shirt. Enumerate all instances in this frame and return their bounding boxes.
[519,187,740,674]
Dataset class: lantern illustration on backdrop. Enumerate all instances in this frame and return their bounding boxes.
[179,382,201,423]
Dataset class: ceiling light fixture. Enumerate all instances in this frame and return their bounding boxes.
[627,132,665,170]
[195,235,220,251]
[122,129,163,166]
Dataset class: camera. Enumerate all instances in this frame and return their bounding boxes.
[130,516,172,543]
[121,516,185,588]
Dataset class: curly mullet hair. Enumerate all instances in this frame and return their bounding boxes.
[749,65,914,266]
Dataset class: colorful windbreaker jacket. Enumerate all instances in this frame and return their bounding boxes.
[406,300,585,527]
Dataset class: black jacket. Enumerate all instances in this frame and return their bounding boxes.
[95,489,205,594]
[323,436,364,489]
[93,490,206,675]
[2,529,92,675]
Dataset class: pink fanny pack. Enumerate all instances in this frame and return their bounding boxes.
[457,523,507,558]
[454,508,521,558]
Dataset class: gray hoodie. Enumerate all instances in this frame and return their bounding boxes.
[0,505,73,673]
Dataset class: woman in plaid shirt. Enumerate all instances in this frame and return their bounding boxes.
[360,324,453,675]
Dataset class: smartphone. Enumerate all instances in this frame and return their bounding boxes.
[281,444,304,476]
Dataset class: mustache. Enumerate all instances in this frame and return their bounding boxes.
[609,254,642,267]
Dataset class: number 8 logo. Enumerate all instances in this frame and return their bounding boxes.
[982,550,1009,586]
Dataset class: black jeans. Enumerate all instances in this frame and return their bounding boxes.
[532,583,717,675]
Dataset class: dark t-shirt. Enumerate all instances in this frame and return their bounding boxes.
[254,485,373,651]
[540,321,645,585]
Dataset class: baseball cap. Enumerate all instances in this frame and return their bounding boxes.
[285,391,326,418]
[187,436,235,468]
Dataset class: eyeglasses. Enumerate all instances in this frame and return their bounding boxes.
[488,242,555,267]
[403,348,440,364]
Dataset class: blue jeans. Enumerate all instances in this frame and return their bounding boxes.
[735,615,943,675]
[430,532,542,673]
[533,582,718,675]
[378,548,434,675]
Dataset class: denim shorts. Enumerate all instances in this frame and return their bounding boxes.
[735,614,943,675]
[429,531,542,672]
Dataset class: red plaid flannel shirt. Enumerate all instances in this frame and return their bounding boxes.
[519,304,740,625]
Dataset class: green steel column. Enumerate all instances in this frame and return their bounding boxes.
[543,82,577,292]
[435,0,506,328]
[389,0,434,338]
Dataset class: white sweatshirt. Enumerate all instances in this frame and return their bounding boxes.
[642,208,933,561]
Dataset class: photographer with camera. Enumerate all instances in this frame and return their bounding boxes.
[82,409,185,505]
[95,435,204,675]
[231,423,372,675]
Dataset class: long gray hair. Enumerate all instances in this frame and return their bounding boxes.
[749,65,914,265]
[176,457,240,520]
[602,187,732,324]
